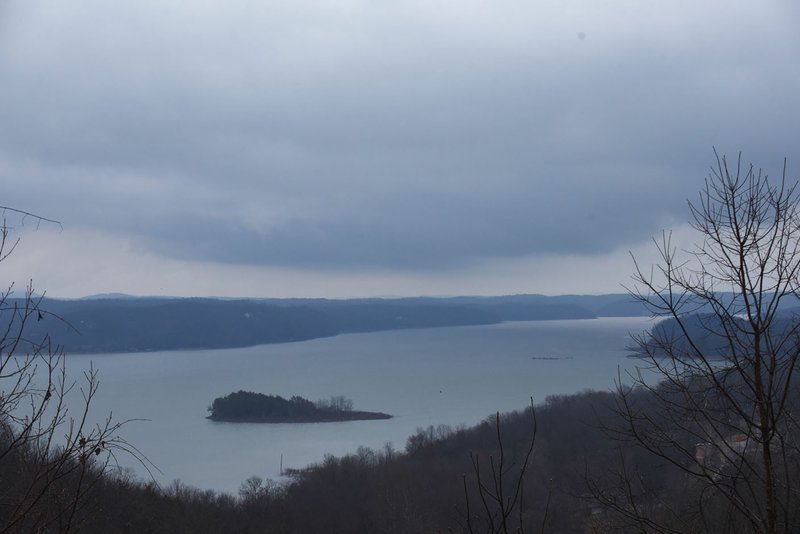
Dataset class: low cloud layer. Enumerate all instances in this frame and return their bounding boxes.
[1,0,798,295]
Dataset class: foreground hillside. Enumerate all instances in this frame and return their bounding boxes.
[0,389,619,532]
[8,383,792,533]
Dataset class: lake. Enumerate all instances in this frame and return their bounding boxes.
[60,316,653,494]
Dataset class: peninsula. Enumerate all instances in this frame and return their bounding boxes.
[207,391,392,423]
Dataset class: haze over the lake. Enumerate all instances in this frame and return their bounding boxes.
[1,0,798,298]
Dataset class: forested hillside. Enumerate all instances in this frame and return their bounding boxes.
[11,383,793,533]
[6,294,632,353]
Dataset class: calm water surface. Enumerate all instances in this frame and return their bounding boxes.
[63,316,653,494]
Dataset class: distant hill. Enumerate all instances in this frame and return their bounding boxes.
[637,306,800,359]
[79,293,142,300]
[10,298,337,353]
[3,293,646,354]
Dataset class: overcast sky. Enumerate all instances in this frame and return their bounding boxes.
[1,0,798,298]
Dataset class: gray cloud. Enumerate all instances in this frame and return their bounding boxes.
[1,0,798,274]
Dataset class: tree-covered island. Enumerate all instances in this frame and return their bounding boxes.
[207,391,392,423]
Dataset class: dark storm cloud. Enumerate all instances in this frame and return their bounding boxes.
[1,0,798,271]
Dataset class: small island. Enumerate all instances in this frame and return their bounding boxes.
[207,391,392,423]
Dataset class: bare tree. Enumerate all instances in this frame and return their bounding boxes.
[315,395,354,412]
[596,152,800,533]
[461,400,546,534]
[0,209,143,532]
